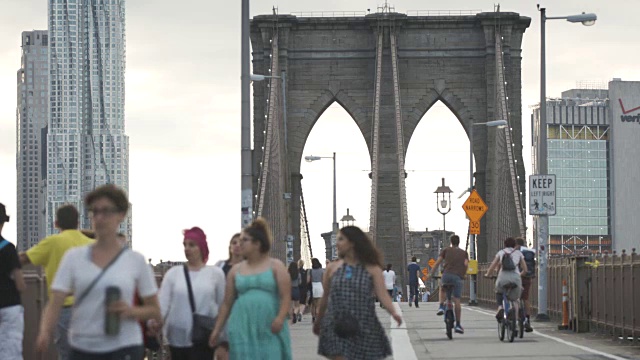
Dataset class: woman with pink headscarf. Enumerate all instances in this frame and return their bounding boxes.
[148,227,226,360]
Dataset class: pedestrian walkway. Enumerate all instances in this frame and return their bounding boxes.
[290,302,640,360]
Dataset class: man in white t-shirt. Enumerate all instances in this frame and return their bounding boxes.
[381,264,396,307]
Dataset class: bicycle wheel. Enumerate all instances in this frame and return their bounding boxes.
[508,309,516,342]
[498,319,505,341]
[445,310,454,339]
[518,319,524,339]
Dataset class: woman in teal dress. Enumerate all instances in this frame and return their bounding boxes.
[210,218,292,360]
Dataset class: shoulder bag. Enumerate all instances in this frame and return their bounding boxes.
[183,265,216,345]
[333,265,360,338]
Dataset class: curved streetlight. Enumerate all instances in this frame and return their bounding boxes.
[563,13,597,26]
[250,74,281,81]
[536,4,597,322]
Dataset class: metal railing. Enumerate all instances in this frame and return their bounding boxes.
[406,10,482,16]
[461,250,640,343]
[291,11,367,17]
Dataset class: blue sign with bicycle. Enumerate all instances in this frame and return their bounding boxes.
[529,174,556,216]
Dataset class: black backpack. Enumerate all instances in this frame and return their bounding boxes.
[299,268,308,287]
[522,249,536,277]
[501,250,516,271]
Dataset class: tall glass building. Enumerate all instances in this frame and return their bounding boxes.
[47,0,131,244]
[532,88,611,256]
[16,31,49,251]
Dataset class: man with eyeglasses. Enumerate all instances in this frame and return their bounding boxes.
[19,204,93,360]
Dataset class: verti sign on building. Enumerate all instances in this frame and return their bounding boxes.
[462,190,488,222]
[529,174,556,215]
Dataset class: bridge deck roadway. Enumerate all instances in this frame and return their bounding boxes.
[290,302,640,360]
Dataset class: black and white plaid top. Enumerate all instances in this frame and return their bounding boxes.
[318,262,392,359]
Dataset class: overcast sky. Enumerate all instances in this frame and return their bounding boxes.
[1,0,638,265]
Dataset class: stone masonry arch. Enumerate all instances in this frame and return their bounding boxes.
[251,12,530,273]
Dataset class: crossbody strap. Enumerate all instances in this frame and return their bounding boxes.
[75,246,127,307]
[0,239,9,251]
[183,265,196,314]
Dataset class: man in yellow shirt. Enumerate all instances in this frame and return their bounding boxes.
[19,204,93,360]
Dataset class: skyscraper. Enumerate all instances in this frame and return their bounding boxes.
[532,87,611,256]
[17,30,49,251]
[47,0,131,242]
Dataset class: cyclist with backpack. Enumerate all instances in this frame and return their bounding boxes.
[484,237,528,321]
[516,237,535,332]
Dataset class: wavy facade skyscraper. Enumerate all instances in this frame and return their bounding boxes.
[47,0,131,244]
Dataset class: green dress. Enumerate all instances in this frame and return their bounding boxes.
[228,267,292,360]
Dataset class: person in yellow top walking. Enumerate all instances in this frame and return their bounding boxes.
[19,204,93,360]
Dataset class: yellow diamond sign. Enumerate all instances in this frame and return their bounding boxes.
[462,190,488,222]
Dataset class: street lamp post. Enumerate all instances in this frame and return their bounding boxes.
[434,178,453,263]
[340,208,356,227]
[466,119,508,305]
[536,5,596,321]
[305,153,338,259]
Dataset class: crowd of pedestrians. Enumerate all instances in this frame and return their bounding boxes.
[0,191,405,360]
[0,182,539,360]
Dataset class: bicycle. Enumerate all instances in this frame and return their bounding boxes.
[487,275,521,343]
[432,276,456,339]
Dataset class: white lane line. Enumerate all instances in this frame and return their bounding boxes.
[465,307,630,360]
[390,303,418,360]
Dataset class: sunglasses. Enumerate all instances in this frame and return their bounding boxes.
[88,207,120,217]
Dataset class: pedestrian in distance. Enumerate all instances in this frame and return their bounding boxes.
[308,258,325,322]
[315,226,402,360]
[288,262,302,324]
[35,184,161,359]
[515,237,535,332]
[0,203,26,360]
[19,204,94,360]
[214,233,243,277]
[421,288,431,303]
[148,227,226,360]
[407,256,421,307]
[209,217,292,360]
[297,259,309,320]
[381,263,396,308]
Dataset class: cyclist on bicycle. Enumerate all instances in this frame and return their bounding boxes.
[515,237,535,332]
[484,237,527,321]
[426,235,469,334]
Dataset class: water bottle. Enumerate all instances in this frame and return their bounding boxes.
[105,286,121,335]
